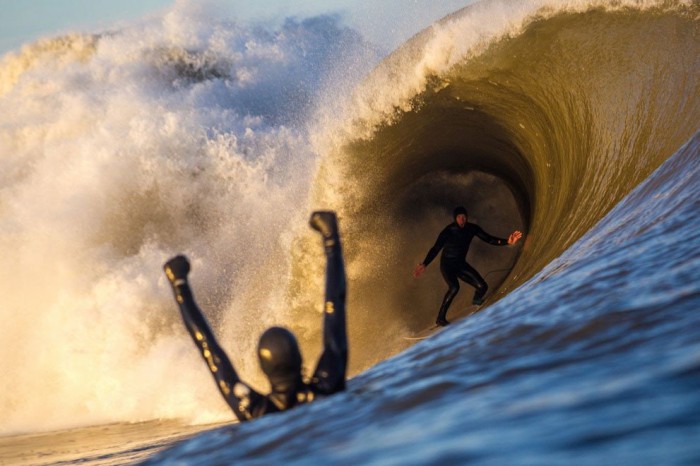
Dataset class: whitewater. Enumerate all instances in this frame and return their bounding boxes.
[0,0,698,464]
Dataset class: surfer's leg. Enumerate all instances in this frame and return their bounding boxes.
[437,262,460,326]
[458,263,488,305]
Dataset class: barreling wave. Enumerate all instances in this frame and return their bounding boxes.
[295,0,700,372]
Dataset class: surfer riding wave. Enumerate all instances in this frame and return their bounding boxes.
[413,206,522,326]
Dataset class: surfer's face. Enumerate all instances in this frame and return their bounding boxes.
[456,214,467,227]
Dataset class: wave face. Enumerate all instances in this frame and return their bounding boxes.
[298,0,700,371]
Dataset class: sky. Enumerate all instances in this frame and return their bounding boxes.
[0,0,172,54]
[0,0,476,56]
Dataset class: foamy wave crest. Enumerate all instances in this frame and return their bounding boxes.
[0,1,372,434]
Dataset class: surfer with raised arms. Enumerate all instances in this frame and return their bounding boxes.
[413,206,522,326]
[163,211,347,422]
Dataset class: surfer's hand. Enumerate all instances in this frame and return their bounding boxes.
[164,255,190,284]
[413,263,426,278]
[309,210,338,239]
[508,231,523,245]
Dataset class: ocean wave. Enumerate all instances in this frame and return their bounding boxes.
[301,0,699,371]
[0,0,697,438]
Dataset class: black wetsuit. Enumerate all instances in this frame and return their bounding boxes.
[168,236,347,422]
[422,222,507,321]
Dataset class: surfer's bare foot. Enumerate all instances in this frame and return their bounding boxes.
[164,255,190,284]
[309,211,338,239]
[436,318,450,327]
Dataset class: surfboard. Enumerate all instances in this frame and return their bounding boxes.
[404,324,444,341]
[404,305,482,341]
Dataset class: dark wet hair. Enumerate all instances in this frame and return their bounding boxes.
[453,206,468,219]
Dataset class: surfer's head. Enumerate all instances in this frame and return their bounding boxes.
[258,326,302,393]
[453,206,468,227]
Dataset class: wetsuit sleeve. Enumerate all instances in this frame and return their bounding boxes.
[422,226,449,266]
[474,225,507,246]
[311,232,348,395]
[168,279,265,422]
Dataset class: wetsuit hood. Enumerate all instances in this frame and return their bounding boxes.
[258,326,303,394]
[453,206,468,220]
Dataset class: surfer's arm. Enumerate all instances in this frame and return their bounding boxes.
[309,212,348,394]
[474,225,509,246]
[421,228,449,267]
[163,255,263,422]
